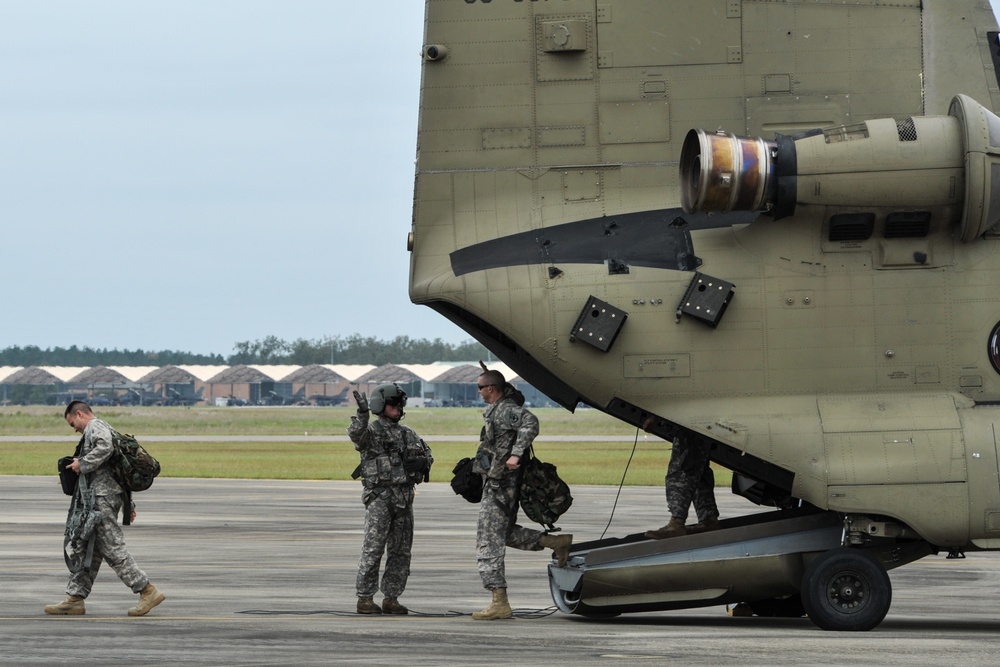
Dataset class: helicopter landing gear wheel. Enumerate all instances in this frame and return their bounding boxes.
[800,547,892,631]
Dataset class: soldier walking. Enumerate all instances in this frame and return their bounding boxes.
[45,401,165,617]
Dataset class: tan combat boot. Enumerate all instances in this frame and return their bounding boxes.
[644,517,688,540]
[382,597,408,615]
[44,595,85,615]
[538,533,573,567]
[357,597,383,614]
[472,588,513,620]
[127,583,165,617]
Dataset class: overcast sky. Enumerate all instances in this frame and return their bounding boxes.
[3,2,1000,358]
[1,1,438,357]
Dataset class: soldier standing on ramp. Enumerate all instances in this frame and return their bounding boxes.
[643,424,720,539]
[349,383,432,615]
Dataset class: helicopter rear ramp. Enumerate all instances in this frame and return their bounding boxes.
[549,508,845,616]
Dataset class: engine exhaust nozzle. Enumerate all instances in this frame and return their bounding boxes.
[680,129,777,214]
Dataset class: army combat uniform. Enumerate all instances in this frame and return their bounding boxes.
[473,385,547,591]
[664,433,718,525]
[349,409,432,604]
[64,418,150,599]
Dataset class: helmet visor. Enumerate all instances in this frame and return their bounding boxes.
[384,394,406,409]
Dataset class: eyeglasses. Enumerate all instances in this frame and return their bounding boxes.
[477,384,494,390]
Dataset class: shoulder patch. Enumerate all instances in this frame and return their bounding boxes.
[508,410,522,426]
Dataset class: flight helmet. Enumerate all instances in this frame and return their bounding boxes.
[370,382,407,415]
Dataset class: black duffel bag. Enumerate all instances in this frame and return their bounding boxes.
[57,436,85,496]
[450,456,483,503]
[57,456,78,496]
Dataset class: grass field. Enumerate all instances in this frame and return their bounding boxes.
[0,405,638,436]
[0,405,730,487]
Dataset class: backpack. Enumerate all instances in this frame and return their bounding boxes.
[109,429,161,493]
[519,449,572,531]
[450,456,483,503]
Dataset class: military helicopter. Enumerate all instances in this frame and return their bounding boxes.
[408,0,1000,630]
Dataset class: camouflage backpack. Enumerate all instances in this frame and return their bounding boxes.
[519,448,572,531]
[109,429,161,494]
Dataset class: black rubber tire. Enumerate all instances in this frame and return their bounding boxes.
[800,547,892,631]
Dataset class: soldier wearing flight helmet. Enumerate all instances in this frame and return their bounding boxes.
[348,382,433,614]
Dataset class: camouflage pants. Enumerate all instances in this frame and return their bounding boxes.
[664,437,719,523]
[356,486,414,599]
[476,478,543,590]
[66,494,148,597]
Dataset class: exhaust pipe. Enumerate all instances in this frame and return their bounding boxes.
[679,94,1000,240]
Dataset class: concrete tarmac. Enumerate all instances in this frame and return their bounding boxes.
[3,475,1000,666]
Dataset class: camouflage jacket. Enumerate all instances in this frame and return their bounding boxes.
[474,385,539,481]
[77,418,125,497]
[348,411,433,491]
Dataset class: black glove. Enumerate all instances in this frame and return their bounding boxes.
[403,456,428,473]
[353,390,369,413]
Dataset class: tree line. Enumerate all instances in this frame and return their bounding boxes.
[0,335,489,367]
[229,334,489,365]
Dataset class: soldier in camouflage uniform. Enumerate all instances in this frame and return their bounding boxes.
[349,383,432,615]
[44,401,165,617]
[471,369,572,620]
[644,429,720,539]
